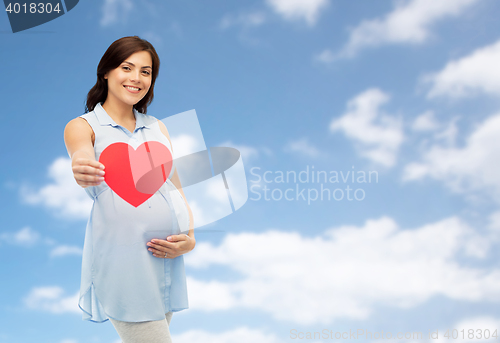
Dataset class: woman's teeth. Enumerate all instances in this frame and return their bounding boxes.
[125,86,140,91]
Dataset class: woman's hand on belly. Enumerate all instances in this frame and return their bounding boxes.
[146,234,195,259]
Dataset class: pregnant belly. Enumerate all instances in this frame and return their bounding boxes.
[91,189,176,253]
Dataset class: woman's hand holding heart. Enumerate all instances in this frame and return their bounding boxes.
[71,151,105,188]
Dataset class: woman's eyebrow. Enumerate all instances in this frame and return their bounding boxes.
[123,61,152,69]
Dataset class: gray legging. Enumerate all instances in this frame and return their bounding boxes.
[109,312,174,343]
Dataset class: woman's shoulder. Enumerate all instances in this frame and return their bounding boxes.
[64,113,95,140]
[66,114,89,127]
[65,111,93,128]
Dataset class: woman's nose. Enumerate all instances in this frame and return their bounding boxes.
[129,71,141,83]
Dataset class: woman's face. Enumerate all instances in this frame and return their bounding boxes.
[104,50,153,107]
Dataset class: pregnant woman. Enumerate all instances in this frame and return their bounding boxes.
[63,36,195,343]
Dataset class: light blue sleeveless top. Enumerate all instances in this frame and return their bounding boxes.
[78,102,190,323]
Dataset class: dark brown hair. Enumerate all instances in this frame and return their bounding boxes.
[85,36,160,114]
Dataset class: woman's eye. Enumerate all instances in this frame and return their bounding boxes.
[143,71,151,75]
[122,66,130,71]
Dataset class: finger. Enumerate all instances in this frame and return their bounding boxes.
[148,246,174,256]
[74,158,105,170]
[152,242,188,256]
[148,241,177,252]
[75,172,104,182]
[75,174,105,183]
[166,234,189,242]
[73,164,105,176]
[148,241,175,251]
[151,250,171,258]
[149,247,171,255]
[72,159,104,173]
[148,247,163,255]
[154,252,175,259]
[91,160,105,170]
[148,239,169,248]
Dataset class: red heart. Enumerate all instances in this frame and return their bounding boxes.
[99,141,173,207]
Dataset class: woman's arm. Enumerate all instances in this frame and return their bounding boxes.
[147,120,195,258]
[170,167,195,239]
[64,117,105,188]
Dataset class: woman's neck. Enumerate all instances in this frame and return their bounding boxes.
[101,97,135,123]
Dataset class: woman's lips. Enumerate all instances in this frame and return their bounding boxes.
[124,85,141,93]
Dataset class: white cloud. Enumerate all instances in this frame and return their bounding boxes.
[432,116,459,146]
[220,12,267,30]
[185,215,500,324]
[284,137,321,158]
[424,39,500,99]
[173,327,282,343]
[185,201,210,230]
[20,157,93,220]
[183,176,233,228]
[489,211,500,232]
[403,113,500,201]
[329,88,404,167]
[0,226,57,248]
[216,140,260,163]
[0,227,81,258]
[412,110,439,132]
[186,278,239,311]
[314,49,335,63]
[335,0,478,59]
[0,226,40,247]
[171,134,199,159]
[23,286,80,314]
[100,0,134,27]
[50,245,83,258]
[60,340,78,343]
[265,0,329,26]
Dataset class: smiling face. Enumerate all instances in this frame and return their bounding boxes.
[104,50,153,107]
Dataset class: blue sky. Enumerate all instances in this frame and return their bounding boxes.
[2,0,500,342]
